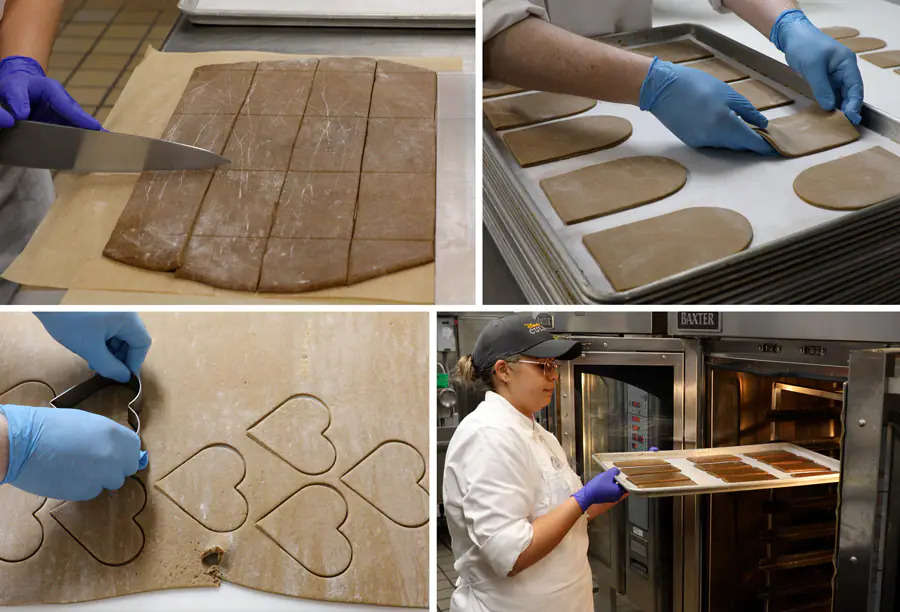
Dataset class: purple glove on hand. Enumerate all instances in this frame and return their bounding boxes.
[0,56,102,130]
[572,468,627,512]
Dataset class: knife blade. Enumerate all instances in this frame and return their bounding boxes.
[0,120,230,172]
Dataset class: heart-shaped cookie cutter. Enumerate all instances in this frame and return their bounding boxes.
[50,373,143,436]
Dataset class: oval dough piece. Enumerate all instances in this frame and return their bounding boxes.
[821,26,860,40]
[503,115,633,167]
[684,58,749,83]
[861,50,900,68]
[794,147,900,210]
[842,37,886,53]
[483,82,525,98]
[582,207,753,291]
[754,108,860,158]
[484,92,597,130]
[731,79,794,111]
[540,156,687,225]
[630,40,712,63]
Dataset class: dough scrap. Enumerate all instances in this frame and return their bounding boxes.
[176,237,267,291]
[631,39,712,63]
[483,91,597,130]
[842,37,886,53]
[582,207,753,291]
[754,108,860,158]
[502,115,633,167]
[794,147,900,211]
[684,58,749,83]
[731,79,794,111]
[860,50,900,68]
[540,156,687,225]
[821,26,860,40]
[483,83,525,98]
[256,58,318,72]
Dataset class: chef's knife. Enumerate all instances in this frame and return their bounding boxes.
[0,120,230,172]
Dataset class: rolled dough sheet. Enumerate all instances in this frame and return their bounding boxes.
[794,147,900,211]
[582,207,753,291]
[0,312,429,606]
[683,58,749,83]
[483,91,597,130]
[754,108,860,158]
[822,26,860,39]
[630,40,712,63]
[501,115,633,167]
[483,82,525,98]
[3,47,458,304]
[842,37,886,53]
[731,79,794,111]
[860,50,900,68]
[540,156,687,225]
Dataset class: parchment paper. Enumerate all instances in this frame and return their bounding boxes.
[0,312,428,607]
[3,47,461,304]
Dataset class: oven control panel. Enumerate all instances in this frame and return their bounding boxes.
[626,385,651,451]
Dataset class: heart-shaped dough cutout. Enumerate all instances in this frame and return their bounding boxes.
[50,477,146,566]
[0,381,53,562]
[155,444,248,533]
[341,441,428,528]
[248,395,336,475]
[256,484,351,578]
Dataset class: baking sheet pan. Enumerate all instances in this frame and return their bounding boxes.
[593,443,840,498]
[483,23,900,303]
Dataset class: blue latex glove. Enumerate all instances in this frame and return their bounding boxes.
[649,447,659,452]
[640,58,775,155]
[0,56,102,130]
[0,404,147,501]
[35,313,152,384]
[770,9,863,125]
[572,468,627,511]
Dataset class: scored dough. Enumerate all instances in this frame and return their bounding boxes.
[793,146,900,210]
[502,115,633,167]
[684,58,749,83]
[483,91,597,130]
[483,82,525,98]
[754,108,860,158]
[540,156,687,225]
[860,50,900,68]
[630,39,713,63]
[582,207,753,291]
[821,26,860,39]
[731,79,794,111]
[842,37,887,53]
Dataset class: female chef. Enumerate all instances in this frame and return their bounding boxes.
[443,313,630,611]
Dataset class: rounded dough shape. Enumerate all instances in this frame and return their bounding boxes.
[860,50,900,68]
[794,146,900,210]
[502,115,633,167]
[581,207,753,291]
[483,91,597,130]
[842,37,886,53]
[540,156,687,225]
[483,82,525,98]
[821,26,860,39]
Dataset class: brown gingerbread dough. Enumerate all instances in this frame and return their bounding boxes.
[502,115,633,167]
[635,480,697,489]
[613,459,669,468]
[754,108,860,158]
[687,455,741,464]
[541,156,687,225]
[794,147,900,211]
[684,58,750,83]
[860,50,900,68]
[619,465,681,475]
[718,472,778,483]
[483,83,525,98]
[483,91,597,130]
[842,37,887,53]
[625,472,691,485]
[731,79,794,111]
[631,39,712,63]
[582,207,753,291]
[822,26,860,40]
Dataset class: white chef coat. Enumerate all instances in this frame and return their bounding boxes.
[484,0,729,40]
[443,391,592,612]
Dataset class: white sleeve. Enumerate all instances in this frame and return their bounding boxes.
[708,0,731,14]
[483,0,549,42]
[459,427,539,577]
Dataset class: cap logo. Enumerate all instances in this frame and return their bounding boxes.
[524,323,546,335]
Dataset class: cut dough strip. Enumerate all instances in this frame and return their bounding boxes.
[483,91,597,130]
[483,83,525,98]
[683,58,749,83]
[731,79,793,111]
[794,147,900,211]
[503,115,633,167]
[687,455,741,464]
[630,40,713,63]
[613,459,669,468]
[860,50,900,68]
[619,465,681,475]
[754,108,860,158]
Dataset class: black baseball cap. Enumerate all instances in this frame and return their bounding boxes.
[472,313,582,373]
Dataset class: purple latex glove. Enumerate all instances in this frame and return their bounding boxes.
[649,447,659,452]
[572,468,627,511]
[0,56,102,130]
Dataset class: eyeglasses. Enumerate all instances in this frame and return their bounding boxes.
[517,358,560,378]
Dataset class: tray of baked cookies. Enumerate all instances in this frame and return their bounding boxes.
[592,442,840,498]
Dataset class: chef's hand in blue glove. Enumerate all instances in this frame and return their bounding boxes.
[0,55,102,130]
[572,467,627,511]
[770,9,863,125]
[0,404,147,500]
[640,57,775,155]
[35,312,152,383]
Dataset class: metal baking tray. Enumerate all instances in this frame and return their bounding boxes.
[592,443,840,498]
[178,0,475,28]
[483,23,900,304]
